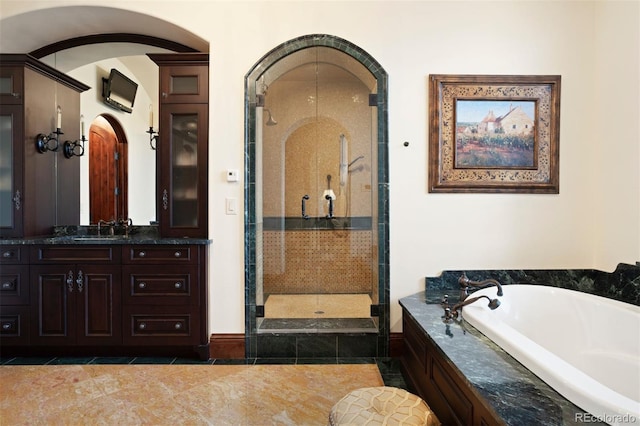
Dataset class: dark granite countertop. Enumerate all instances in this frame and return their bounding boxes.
[0,225,211,245]
[399,289,605,426]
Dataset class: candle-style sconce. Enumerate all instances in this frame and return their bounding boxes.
[35,129,62,153]
[147,127,159,150]
[147,105,158,150]
[35,106,63,154]
[63,115,86,158]
[63,136,86,158]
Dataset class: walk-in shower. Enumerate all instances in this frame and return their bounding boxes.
[245,35,389,358]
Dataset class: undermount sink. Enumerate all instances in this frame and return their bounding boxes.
[71,235,126,241]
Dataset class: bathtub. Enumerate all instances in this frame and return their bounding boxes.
[461,284,640,426]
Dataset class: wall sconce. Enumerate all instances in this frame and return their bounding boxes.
[147,127,159,150]
[63,115,86,158]
[147,105,158,150]
[35,106,62,153]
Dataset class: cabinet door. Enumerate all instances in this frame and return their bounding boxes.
[0,66,23,105]
[158,63,208,104]
[75,264,121,345]
[30,265,77,345]
[159,103,208,237]
[0,104,24,238]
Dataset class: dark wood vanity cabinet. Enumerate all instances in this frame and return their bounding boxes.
[0,243,208,358]
[148,53,209,238]
[122,245,205,347]
[0,246,29,345]
[401,312,502,426]
[29,246,121,346]
[0,55,89,238]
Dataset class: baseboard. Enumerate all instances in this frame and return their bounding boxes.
[389,332,404,357]
[210,332,402,359]
[210,333,245,359]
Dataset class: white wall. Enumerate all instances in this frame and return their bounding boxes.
[1,1,638,334]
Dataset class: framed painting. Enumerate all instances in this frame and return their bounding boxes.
[428,74,561,193]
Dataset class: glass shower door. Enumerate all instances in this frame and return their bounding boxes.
[257,46,378,331]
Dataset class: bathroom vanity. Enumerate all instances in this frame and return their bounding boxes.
[0,232,210,359]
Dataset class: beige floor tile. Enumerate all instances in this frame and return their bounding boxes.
[0,364,383,425]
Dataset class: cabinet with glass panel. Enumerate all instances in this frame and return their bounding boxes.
[0,55,88,238]
[148,53,209,238]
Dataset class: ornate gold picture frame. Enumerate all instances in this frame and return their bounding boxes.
[428,74,561,193]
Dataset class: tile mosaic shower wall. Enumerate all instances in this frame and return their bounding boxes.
[263,230,374,294]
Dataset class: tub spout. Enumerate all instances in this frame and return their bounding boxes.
[458,273,504,301]
[443,295,501,321]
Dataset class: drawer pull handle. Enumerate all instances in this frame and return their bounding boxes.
[139,282,147,289]
[2,323,11,330]
[174,251,181,258]
[2,281,13,290]
[2,251,12,258]
[138,251,146,257]
[174,323,182,330]
[174,282,182,289]
[139,323,146,330]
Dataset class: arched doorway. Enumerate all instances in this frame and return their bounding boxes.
[245,34,389,359]
[88,114,128,224]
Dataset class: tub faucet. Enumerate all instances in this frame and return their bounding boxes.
[458,273,503,301]
[441,293,501,321]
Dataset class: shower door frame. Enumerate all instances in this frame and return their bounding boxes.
[244,34,389,358]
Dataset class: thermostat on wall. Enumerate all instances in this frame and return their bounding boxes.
[227,169,239,182]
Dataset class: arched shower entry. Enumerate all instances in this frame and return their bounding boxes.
[245,35,389,358]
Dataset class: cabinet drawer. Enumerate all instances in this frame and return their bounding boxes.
[31,246,119,263]
[122,245,198,264]
[0,265,29,305]
[123,306,199,346]
[0,246,27,264]
[122,265,199,305]
[0,305,29,345]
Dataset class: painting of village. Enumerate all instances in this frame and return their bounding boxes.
[455,100,536,168]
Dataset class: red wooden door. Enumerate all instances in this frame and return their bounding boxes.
[88,118,128,224]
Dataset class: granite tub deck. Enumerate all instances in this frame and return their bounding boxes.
[399,264,639,426]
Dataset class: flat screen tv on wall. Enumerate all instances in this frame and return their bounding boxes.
[102,68,138,114]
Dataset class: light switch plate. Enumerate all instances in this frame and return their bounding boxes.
[225,197,238,215]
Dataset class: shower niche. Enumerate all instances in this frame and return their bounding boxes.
[245,35,389,358]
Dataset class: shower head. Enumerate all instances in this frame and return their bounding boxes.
[264,108,277,126]
[348,155,365,169]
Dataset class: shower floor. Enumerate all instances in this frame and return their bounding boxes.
[264,294,372,318]
[258,294,377,334]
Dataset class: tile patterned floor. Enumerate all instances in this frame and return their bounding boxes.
[0,357,408,425]
[264,294,372,319]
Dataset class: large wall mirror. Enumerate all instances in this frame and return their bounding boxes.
[40,45,170,225]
